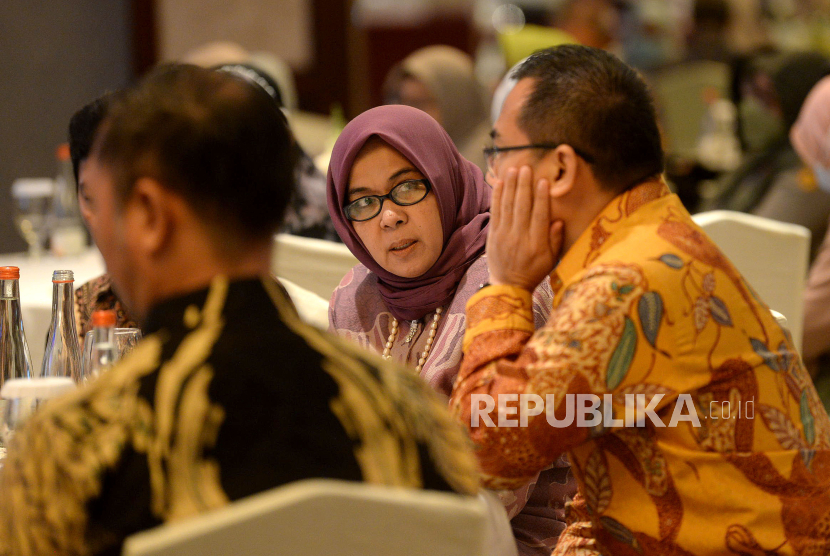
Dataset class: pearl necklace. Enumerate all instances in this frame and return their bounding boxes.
[382,307,443,373]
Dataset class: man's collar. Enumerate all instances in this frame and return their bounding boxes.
[141,275,278,335]
[550,178,670,294]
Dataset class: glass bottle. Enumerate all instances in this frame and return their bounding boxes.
[86,310,117,383]
[41,270,81,383]
[49,143,86,257]
[0,266,34,388]
[0,266,34,446]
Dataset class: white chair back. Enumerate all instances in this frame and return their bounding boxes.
[278,277,329,329]
[122,479,511,556]
[272,234,358,301]
[692,210,810,350]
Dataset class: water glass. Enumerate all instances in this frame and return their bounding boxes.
[1,377,75,447]
[11,178,54,259]
[82,328,142,382]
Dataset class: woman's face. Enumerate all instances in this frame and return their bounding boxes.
[347,138,444,278]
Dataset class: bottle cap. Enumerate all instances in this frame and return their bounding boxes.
[52,270,75,283]
[0,266,20,280]
[0,377,76,400]
[92,310,117,328]
[56,143,71,161]
[0,267,20,280]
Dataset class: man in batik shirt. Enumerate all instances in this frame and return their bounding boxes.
[0,64,479,556]
[451,45,830,555]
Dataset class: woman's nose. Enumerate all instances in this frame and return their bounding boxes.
[379,204,406,228]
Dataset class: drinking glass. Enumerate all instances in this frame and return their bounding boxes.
[1,377,75,447]
[82,328,142,382]
[11,178,54,259]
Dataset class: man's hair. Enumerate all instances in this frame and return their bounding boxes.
[94,64,296,241]
[68,92,118,185]
[512,44,664,192]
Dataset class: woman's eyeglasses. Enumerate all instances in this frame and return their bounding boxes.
[344,179,431,222]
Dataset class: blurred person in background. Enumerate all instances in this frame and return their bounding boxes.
[327,104,575,555]
[185,41,339,242]
[498,0,626,69]
[685,0,733,63]
[69,92,140,344]
[0,64,480,556]
[790,74,830,412]
[701,50,830,259]
[383,45,491,172]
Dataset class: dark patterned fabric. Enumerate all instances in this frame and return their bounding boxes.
[74,274,140,344]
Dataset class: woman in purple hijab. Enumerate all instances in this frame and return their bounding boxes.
[326,105,575,556]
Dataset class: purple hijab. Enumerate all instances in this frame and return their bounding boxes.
[327,105,490,321]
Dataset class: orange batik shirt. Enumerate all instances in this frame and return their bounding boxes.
[450,179,830,555]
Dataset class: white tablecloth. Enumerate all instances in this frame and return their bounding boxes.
[0,248,105,372]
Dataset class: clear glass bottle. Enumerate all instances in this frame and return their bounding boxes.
[41,270,81,383]
[0,266,34,447]
[49,143,86,257]
[86,310,117,383]
[0,266,34,388]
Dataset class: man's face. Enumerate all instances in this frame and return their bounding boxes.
[78,154,138,312]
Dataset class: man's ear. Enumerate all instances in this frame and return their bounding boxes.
[547,145,579,199]
[125,177,173,256]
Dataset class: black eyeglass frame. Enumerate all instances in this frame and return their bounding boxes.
[343,178,432,222]
[483,143,596,170]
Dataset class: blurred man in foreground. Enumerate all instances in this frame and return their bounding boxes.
[451,45,830,555]
[0,64,478,555]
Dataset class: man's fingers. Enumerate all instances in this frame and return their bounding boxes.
[500,167,518,229]
[490,176,504,228]
[512,166,534,231]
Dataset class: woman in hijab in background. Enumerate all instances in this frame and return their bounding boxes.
[702,50,830,259]
[327,105,574,555]
[383,45,491,172]
[790,75,830,412]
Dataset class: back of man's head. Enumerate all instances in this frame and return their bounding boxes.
[512,44,664,192]
[94,63,296,244]
[69,93,117,185]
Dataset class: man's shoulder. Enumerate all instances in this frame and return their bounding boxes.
[290,324,478,493]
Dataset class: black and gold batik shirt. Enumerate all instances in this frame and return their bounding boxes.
[0,277,478,556]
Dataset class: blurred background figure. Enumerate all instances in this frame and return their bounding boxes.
[685,0,733,63]
[68,93,141,343]
[383,45,491,172]
[701,50,830,258]
[497,0,625,69]
[790,74,830,411]
[184,41,340,242]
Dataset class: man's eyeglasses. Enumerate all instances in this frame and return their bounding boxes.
[482,143,596,175]
[344,179,431,222]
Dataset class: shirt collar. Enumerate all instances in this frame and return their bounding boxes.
[142,275,278,335]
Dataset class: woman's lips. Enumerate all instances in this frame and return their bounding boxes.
[389,239,417,253]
